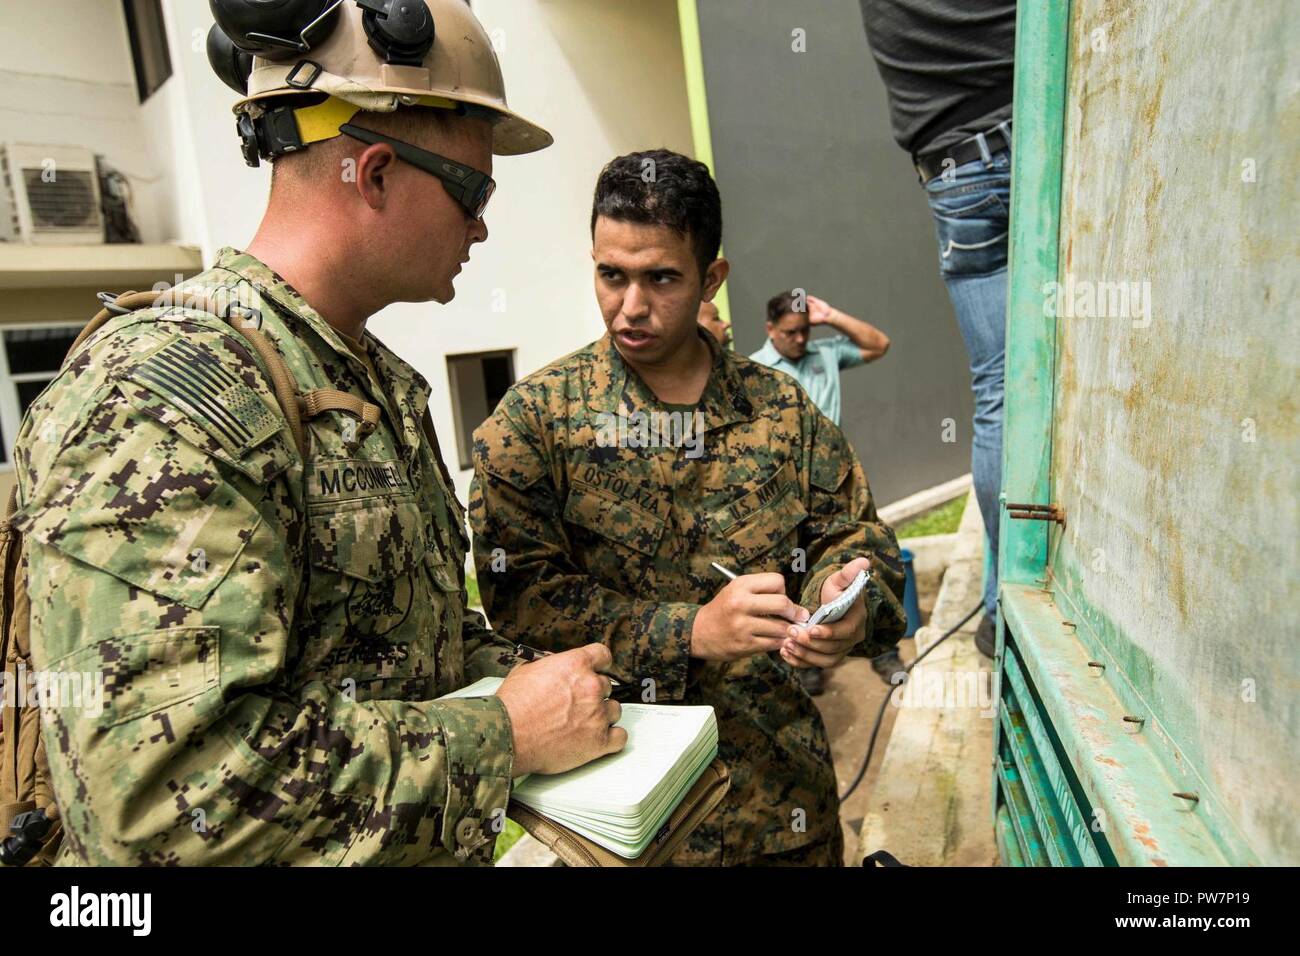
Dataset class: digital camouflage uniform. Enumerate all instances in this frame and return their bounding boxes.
[469,330,906,866]
[13,248,522,865]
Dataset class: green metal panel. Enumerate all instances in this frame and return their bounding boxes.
[1003,585,1224,865]
[993,0,1073,866]
[1044,0,1297,866]
[995,805,1027,867]
[995,0,1296,865]
[1001,649,1104,866]
[998,0,1069,588]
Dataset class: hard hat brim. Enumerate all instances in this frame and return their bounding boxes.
[490,106,554,156]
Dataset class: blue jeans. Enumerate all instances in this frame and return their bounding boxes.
[924,147,1010,614]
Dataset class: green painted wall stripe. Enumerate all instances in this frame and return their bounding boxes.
[676,0,733,337]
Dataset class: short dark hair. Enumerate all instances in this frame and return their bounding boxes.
[767,290,806,324]
[590,149,722,277]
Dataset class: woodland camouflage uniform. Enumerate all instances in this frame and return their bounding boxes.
[469,329,906,866]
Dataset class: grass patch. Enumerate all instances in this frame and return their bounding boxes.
[493,818,526,862]
[466,572,481,609]
[895,495,967,539]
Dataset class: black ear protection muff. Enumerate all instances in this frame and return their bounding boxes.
[208,0,342,57]
[356,0,436,66]
[207,0,435,93]
[206,24,255,94]
[208,0,438,164]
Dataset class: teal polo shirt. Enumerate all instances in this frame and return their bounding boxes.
[748,335,864,425]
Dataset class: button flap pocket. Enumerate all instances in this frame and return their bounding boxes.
[49,626,222,727]
[562,480,666,557]
[308,495,426,583]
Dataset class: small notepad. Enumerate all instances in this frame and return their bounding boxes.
[439,676,718,858]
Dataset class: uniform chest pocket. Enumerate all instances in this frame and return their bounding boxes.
[308,495,427,582]
[306,494,431,659]
[709,465,808,568]
[562,479,667,558]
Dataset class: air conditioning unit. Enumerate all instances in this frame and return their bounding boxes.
[2,144,104,245]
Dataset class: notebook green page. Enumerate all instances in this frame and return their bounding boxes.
[439,676,718,858]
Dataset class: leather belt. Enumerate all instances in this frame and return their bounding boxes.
[914,123,1012,184]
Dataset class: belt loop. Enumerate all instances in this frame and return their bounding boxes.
[976,131,993,167]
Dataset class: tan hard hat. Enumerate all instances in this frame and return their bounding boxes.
[235,0,552,155]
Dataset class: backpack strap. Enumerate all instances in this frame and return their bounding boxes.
[299,388,381,436]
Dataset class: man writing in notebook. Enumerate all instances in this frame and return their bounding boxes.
[468,150,906,866]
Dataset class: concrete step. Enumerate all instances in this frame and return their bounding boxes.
[857,490,999,867]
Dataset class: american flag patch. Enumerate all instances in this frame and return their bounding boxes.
[130,336,280,456]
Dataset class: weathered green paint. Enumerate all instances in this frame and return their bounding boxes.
[996,753,1052,867]
[1002,650,1104,866]
[1045,0,1298,866]
[996,0,1295,866]
[1002,585,1232,866]
[999,703,1079,866]
[997,0,1069,586]
[995,805,1027,867]
[993,0,1071,866]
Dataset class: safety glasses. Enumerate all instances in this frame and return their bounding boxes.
[339,123,496,220]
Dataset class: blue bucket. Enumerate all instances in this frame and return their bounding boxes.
[901,548,921,638]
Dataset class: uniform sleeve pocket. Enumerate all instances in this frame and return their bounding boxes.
[562,480,666,557]
[425,550,462,593]
[47,626,221,727]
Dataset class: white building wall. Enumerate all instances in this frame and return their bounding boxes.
[0,0,169,245]
[1,0,693,507]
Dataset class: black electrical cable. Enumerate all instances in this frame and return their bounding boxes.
[839,601,986,802]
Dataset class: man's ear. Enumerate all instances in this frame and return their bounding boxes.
[355,143,398,210]
[702,258,730,301]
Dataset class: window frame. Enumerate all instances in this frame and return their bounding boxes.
[0,321,84,470]
[122,0,173,103]
[445,348,516,471]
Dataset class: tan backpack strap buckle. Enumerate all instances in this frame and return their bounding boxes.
[298,388,381,436]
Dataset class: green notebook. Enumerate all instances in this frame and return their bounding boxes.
[440,676,718,858]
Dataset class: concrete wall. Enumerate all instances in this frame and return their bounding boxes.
[1050,0,1298,863]
[696,0,974,506]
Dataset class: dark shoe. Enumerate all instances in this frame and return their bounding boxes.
[798,668,825,696]
[975,615,996,658]
[871,648,903,684]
